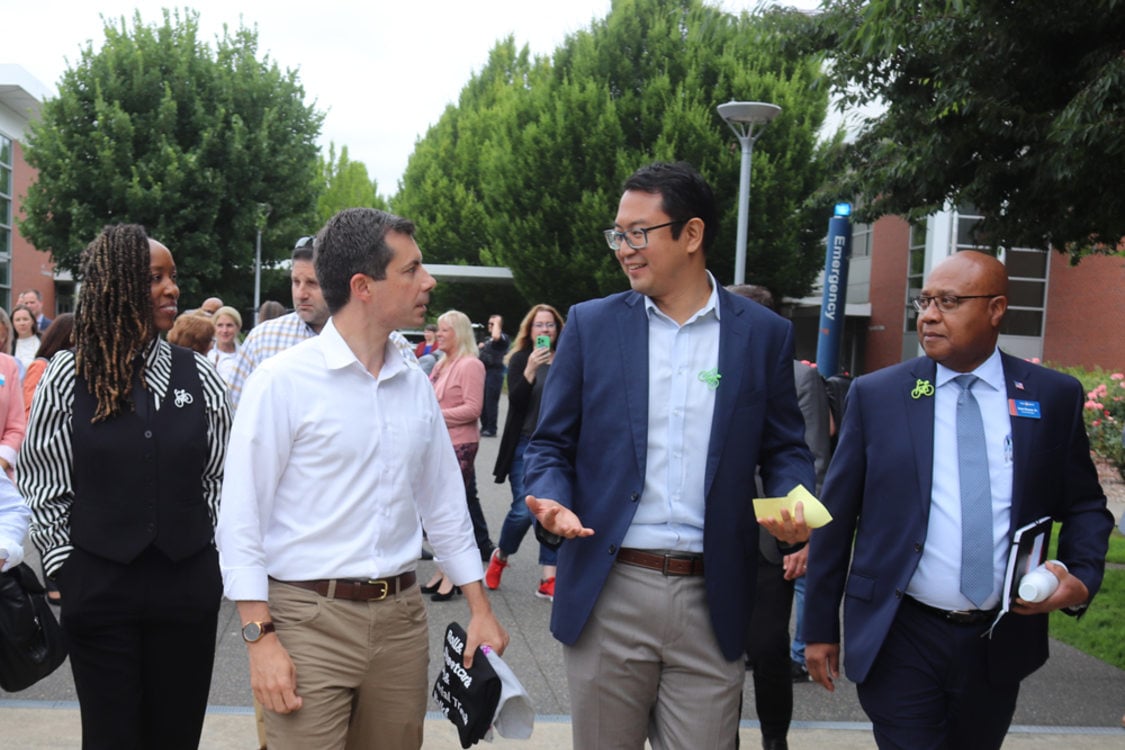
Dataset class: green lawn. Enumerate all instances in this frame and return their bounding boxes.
[1048,529,1125,670]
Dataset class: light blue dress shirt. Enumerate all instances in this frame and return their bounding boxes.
[908,347,1013,610]
[621,274,721,554]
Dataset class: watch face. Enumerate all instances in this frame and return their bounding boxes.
[242,622,263,641]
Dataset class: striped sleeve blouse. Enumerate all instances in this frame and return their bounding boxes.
[17,339,232,576]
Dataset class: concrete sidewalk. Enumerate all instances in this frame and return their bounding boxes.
[0,704,1122,748]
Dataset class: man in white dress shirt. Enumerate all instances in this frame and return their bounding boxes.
[217,207,509,750]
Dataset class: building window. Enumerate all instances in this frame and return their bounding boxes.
[903,222,926,332]
[852,221,873,258]
[952,206,1047,338]
[1000,247,1047,337]
[0,134,12,309]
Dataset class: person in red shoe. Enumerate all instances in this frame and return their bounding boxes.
[490,304,565,600]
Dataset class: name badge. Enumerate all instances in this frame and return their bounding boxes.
[1008,399,1041,419]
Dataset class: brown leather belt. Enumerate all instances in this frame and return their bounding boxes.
[617,548,705,576]
[904,595,998,625]
[275,572,417,601]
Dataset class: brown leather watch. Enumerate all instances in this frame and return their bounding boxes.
[240,621,276,643]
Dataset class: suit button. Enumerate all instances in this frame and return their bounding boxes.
[629,492,639,502]
[913,543,922,553]
[144,430,153,439]
[608,545,617,555]
[894,589,903,598]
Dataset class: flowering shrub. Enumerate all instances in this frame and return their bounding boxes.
[1078,370,1125,481]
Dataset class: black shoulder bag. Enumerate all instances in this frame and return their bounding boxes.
[0,563,68,691]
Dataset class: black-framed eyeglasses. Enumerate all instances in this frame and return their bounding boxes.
[294,235,315,249]
[603,220,687,251]
[911,294,1002,313]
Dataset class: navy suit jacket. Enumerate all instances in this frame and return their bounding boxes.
[804,352,1113,684]
[523,286,815,660]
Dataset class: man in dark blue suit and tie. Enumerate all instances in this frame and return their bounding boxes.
[19,288,52,332]
[804,250,1113,749]
[523,161,816,749]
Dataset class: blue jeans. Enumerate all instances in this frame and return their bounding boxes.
[497,436,557,566]
[790,574,806,665]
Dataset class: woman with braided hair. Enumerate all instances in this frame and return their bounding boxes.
[18,224,232,749]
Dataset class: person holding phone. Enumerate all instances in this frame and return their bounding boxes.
[488,304,566,600]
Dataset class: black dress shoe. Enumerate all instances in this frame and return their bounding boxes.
[431,585,461,602]
[790,660,811,683]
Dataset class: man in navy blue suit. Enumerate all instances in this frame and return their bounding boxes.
[804,250,1113,749]
[524,161,815,749]
[18,288,52,332]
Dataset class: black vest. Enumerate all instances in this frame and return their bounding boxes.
[70,345,213,564]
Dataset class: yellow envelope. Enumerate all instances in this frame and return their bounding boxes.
[753,484,832,529]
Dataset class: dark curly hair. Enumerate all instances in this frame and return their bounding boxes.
[75,224,154,422]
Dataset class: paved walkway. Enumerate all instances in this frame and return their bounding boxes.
[0,705,1123,749]
[3,401,1123,748]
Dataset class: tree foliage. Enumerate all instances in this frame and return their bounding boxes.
[812,0,1125,257]
[20,9,323,308]
[315,143,388,228]
[394,0,837,315]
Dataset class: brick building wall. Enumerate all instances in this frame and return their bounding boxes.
[863,215,912,372]
[1043,251,1125,370]
[9,140,55,316]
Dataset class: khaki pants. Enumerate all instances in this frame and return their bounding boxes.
[565,562,744,750]
[262,579,430,750]
[254,700,268,749]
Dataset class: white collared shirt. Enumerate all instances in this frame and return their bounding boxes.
[216,318,480,602]
[908,347,1013,610]
[620,274,721,553]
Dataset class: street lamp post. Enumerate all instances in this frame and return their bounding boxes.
[253,203,271,325]
[716,101,781,285]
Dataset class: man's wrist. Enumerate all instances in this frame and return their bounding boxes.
[241,620,276,643]
[461,581,495,616]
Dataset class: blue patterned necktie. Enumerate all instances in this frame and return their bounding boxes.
[955,374,993,608]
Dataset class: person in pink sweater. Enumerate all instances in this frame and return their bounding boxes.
[424,309,493,599]
[0,327,26,481]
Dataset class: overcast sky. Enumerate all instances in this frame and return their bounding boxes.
[7,0,818,193]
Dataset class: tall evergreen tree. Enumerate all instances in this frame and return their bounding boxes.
[396,0,836,312]
[20,9,323,307]
[315,143,388,228]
